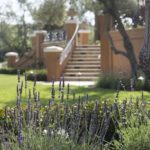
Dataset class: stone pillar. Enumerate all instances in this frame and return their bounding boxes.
[78,29,90,45]
[98,14,113,74]
[65,20,77,41]
[30,34,36,52]
[5,52,18,67]
[44,46,63,81]
[34,30,47,66]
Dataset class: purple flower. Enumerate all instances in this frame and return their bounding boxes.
[62,76,65,88]
[17,69,20,83]
[24,72,27,88]
[67,84,70,99]
[17,132,23,147]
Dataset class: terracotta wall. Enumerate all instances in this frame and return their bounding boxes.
[31,36,37,52]
[110,28,144,76]
[98,15,145,76]
[97,15,113,74]
[43,20,77,81]
[35,31,46,64]
[44,46,63,81]
[65,20,77,41]
[78,30,90,45]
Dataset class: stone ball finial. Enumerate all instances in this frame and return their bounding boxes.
[67,8,77,20]
[5,52,18,57]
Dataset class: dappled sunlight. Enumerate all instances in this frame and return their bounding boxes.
[0,74,150,108]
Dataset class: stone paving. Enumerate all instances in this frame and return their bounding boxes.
[0,62,7,68]
[0,61,95,87]
[37,81,95,87]
[0,63,2,68]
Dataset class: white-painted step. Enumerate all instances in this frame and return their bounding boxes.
[63,45,101,81]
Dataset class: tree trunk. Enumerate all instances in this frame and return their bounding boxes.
[117,21,138,78]
[99,0,138,78]
[139,0,150,79]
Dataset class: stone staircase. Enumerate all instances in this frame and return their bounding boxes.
[63,45,101,81]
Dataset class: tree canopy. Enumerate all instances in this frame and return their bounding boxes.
[32,0,67,30]
[0,0,141,63]
[69,0,137,19]
[0,0,33,56]
[98,0,138,78]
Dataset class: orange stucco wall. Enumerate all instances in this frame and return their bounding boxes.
[98,15,145,77]
[78,30,90,45]
[44,50,62,81]
[43,21,77,81]
[7,56,17,67]
[110,28,144,76]
[35,32,46,63]
[98,15,113,74]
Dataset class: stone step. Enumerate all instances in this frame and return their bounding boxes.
[76,45,100,48]
[70,58,100,61]
[71,54,100,58]
[64,76,99,81]
[68,61,100,65]
[72,50,100,55]
[63,45,101,81]
[77,44,100,47]
[65,68,101,72]
[64,72,100,76]
[74,49,100,53]
[67,64,100,69]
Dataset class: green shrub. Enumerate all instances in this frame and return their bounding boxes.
[96,74,120,89]
[0,68,25,74]
[114,123,150,150]
[144,79,150,91]
[1,73,150,149]
[124,124,150,150]
[1,128,105,150]
[26,69,47,81]
[1,99,150,150]
[96,74,150,91]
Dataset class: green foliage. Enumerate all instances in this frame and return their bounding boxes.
[0,0,34,55]
[26,69,47,81]
[144,80,150,91]
[0,68,25,75]
[1,91,150,149]
[0,51,6,62]
[96,74,120,89]
[96,74,150,91]
[98,0,137,15]
[0,74,150,108]
[0,73,150,149]
[0,23,18,52]
[32,0,67,30]
[114,108,150,150]
[70,0,137,18]
[114,0,137,15]
[70,0,102,17]
[122,124,150,150]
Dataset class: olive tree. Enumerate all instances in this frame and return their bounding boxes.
[32,0,67,30]
[98,0,138,78]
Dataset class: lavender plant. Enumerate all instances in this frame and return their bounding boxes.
[0,71,150,150]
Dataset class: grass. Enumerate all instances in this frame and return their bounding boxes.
[0,74,150,108]
[1,74,150,149]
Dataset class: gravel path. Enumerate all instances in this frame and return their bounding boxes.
[37,81,95,87]
[0,62,7,68]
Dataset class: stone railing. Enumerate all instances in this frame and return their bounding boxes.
[60,22,79,64]
[44,29,66,42]
[43,19,79,81]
